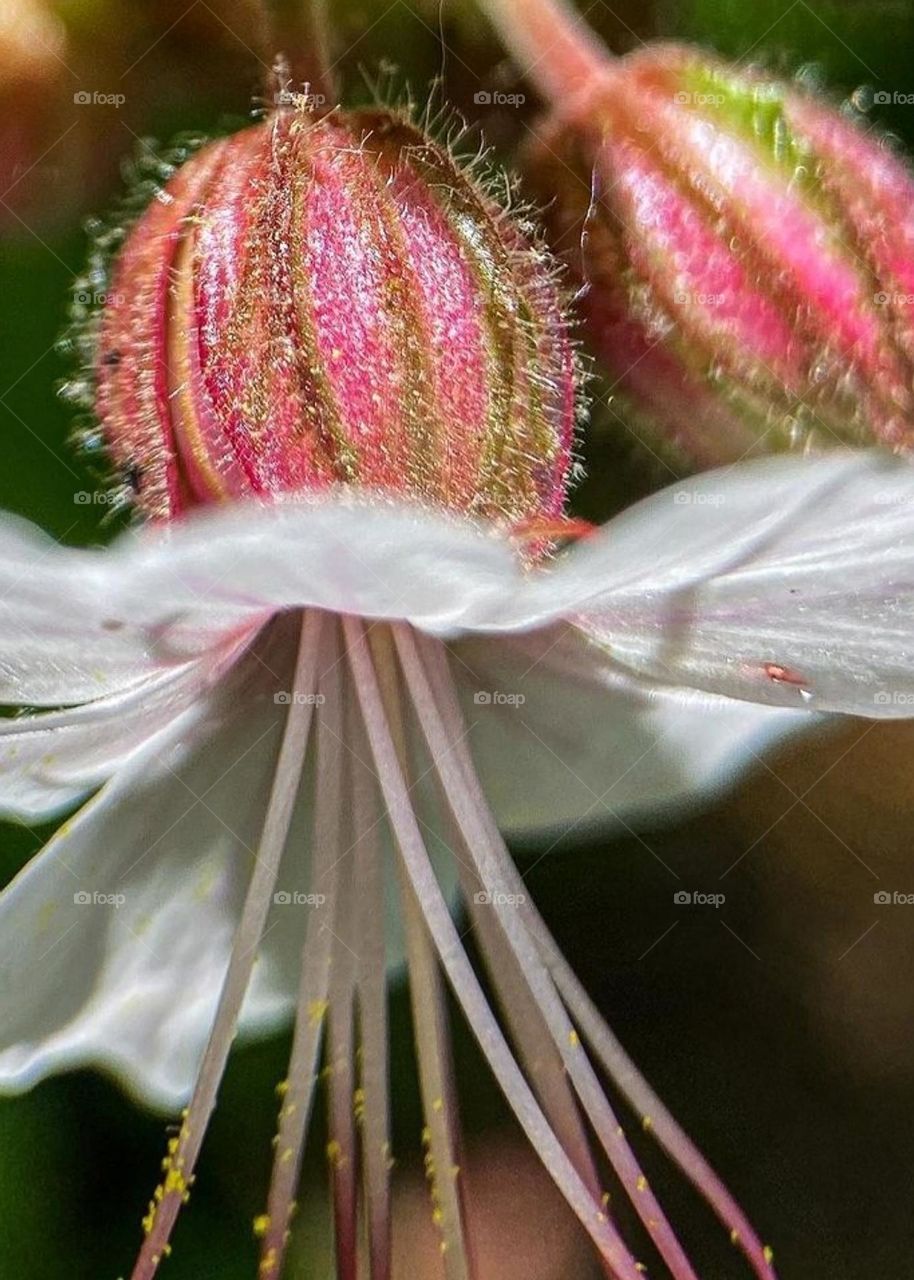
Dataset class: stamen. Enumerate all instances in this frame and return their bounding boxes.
[343,616,645,1280]
[523,902,779,1279]
[396,626,699,1280]
[463,879,604,1202]
[259,627,344,1279]
[326,735,359,1280]
[131,609,326,1280]
[350,698,393,1280]
[367,628,473,1280]
[410,629,778,1280]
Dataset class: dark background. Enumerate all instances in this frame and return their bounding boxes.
[2,1,914,1275]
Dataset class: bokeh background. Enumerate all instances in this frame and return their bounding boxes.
[3,1,914,1276]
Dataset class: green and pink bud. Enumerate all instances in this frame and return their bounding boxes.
[481,0,914,466]
[89,105,576,527]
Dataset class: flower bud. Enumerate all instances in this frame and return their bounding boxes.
[527,41,914,466]
[88,107,576,524]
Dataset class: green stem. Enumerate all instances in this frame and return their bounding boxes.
[476,0,609,104]
[263,0,338,104]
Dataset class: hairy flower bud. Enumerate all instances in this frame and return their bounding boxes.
[527,41,914,466]
[89,107,576,524]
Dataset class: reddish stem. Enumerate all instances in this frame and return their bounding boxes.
[477,0,610,104]
[263,0,338,104]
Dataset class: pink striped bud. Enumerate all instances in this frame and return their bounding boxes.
[88,107,576,525]
[527,41,914,466]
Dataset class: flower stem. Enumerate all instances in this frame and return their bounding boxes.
[263,0,338,103]
[475,0,609,104]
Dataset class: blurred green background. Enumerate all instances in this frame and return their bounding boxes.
[3,1,914,1276]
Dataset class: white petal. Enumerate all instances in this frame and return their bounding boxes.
[523,452,914,718]
[0,613,453,1108]
[0,634,256,822]
[451,625,806,840]
[104,494,524,643]
[11,452,914,722]
[0,512,196,706]
[0,618,298,1110]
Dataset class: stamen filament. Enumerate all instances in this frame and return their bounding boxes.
[351,714,393,1280]
[260,626,344,1279]
[368,628,474,1280]
[326,761,360,1280]
[131,609,325,1280]
[412,630,778,1280]
[396,626,700,1280]
[343,616,645,1280]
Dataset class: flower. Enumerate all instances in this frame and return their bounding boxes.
[479,0,914,468]
[5,450,914,1279]
[7,94,914,1280]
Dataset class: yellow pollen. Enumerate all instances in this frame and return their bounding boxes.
[764,1246,775,1264]
[308,998,329,1027]
[253,1214,271,1238]
[568,1029,580,1047]
[642,1115,653,1132]
[636,1176,648,1192]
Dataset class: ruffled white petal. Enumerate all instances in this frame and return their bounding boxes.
[0,512,204,706]
[0,618,299,1110]
[450,624,806,840]
[7,451,914,723]
[0,633,257,822]
[106,495,521,646]
[524,452,914,718]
